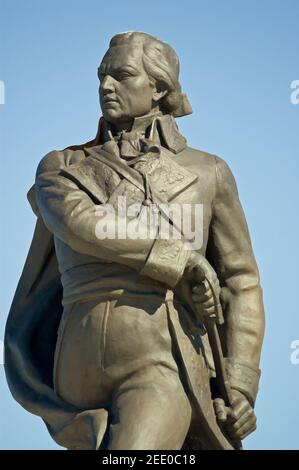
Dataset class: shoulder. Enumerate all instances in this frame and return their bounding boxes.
[36,148,85,175]
[177,146,239,198]
[179,146,236,181]
[213,155,238,197]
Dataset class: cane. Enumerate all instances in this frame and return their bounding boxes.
[193,275,243,450]
[189,272,242,450]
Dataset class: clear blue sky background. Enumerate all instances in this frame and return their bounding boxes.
[0,0,298,450]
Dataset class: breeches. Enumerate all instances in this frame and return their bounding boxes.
[53,296,192,450]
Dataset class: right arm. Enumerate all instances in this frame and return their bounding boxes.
[35,149,190,288]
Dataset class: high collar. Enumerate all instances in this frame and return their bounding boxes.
[128,109,162,134]
[96,112,187,155]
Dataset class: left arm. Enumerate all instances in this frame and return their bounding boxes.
[205,156,265,440]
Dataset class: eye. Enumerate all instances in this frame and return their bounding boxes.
[115,70,134,81]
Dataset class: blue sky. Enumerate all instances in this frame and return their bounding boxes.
[0,0,298,449]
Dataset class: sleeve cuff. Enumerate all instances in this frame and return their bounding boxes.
[140,236,190,288]
[225,358,261,406]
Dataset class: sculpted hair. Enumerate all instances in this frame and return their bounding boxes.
[108,32,192,117]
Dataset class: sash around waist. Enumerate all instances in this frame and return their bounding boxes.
[60,262,169,306]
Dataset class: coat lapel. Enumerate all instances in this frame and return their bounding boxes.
[60,153,121,204]
[134,146,198,203]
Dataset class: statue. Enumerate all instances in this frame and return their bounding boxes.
[4,32,265,450]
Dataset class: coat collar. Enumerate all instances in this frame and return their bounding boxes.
[95,112,187,155]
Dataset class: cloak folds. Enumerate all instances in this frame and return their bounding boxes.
[4,216,110,449]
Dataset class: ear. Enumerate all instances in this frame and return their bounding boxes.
[152,89,168,103]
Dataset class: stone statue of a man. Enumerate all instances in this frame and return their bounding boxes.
[5,32,265,450]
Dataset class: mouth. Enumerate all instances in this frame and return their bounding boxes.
[103,96,118,105]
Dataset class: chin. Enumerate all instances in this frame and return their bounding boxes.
[103,110,132,128]
[102,109,117,120]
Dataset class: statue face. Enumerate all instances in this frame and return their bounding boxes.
[98,45,156,127]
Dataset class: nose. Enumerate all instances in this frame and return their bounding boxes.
[100,74,115,95]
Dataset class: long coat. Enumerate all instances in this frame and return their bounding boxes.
[4,115,265,449]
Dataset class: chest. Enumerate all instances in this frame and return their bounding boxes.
[62,147,216,252]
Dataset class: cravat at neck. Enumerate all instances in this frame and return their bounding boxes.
[116,130,144,159]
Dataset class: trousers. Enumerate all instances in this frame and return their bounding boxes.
[53,295,192,450]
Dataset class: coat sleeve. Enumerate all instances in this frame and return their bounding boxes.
[206,156,265,406]
[35,149,189,288]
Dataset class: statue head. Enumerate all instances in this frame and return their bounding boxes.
[98,32,192,130]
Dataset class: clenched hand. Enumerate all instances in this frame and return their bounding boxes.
[214,389,257,441]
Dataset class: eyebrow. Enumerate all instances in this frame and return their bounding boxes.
[117,64,139,73]
[98,63,139,76]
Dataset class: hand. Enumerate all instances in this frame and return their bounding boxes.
[191,280,218,320]
[175,252,221,324]
[184,251,219,287]
[214,389,257,441]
